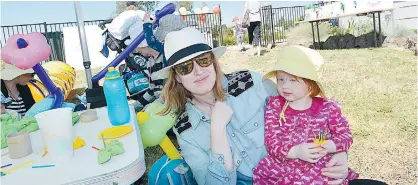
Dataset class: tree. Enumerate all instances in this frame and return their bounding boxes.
[173,1,193,11]
[111,1,159,18]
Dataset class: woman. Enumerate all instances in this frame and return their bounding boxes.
[244,1,262,56]
[154,27,350,185]
[1,62,36,116]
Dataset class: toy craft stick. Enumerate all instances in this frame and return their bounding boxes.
[1,164,12,168]
[1,160,34,174]
[101,134,106,148]
[32,164,55,168]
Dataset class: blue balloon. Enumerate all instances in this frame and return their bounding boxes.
[91,3,176,83]
[17,38,28,49]
[32,64,64,109]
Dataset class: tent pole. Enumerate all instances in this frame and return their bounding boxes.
[74,1,93,89]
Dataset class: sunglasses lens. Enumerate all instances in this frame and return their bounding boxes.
[196,54,213,67]
[174,61,193,75]
[173,53,214,76]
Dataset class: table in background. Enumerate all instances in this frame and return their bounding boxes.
[302,8,393,50]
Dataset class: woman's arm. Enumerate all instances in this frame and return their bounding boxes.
[176,135,238,185]
[210,101,234,172]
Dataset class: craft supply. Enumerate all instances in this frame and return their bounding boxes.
[313,130,328,146]
[73,136,86,150]
[1,160,34,174]
[79,109,98,123]
[32,164,55,168]
[35,108,74,163]
[101,134,106,148]
[7,131,33,159]
[97,140,125,164]
[92,146,100,151]
[1,164,12,168]
[99,125,133,139]
[42,151,48,157]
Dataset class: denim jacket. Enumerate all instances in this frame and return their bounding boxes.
[172,70,278,185]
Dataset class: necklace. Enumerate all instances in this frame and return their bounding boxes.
[192,98,216,107]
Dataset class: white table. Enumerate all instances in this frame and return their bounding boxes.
[1,106,146,185]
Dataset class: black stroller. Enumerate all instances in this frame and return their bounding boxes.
[98,20,162,111]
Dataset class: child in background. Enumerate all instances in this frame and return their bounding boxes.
[253,46,359,185]
[232,16,245,52]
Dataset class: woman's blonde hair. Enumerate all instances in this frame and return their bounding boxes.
[159,53,226,116]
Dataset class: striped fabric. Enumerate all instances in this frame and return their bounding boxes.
[5,96,26,115]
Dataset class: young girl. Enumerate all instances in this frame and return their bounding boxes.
[253,46,359,185]
[232,16,245,52]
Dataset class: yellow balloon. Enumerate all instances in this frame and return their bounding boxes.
[160,136,182,160]
[136,111,150,125]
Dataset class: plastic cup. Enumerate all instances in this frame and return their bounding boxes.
[35,107,74,163]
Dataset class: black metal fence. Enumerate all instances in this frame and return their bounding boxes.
[1,13,222,62]
[260,5,305,46]
[182,12,223,48]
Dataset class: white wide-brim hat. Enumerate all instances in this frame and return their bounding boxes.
[153,27,226,79]
[1,60,34,80]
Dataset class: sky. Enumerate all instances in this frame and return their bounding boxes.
[1,1,314,27]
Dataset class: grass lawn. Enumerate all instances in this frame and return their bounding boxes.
[71,46,417,185]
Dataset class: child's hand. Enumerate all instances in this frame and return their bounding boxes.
[321,140,337,154]
[143,13,154,23]
[293,143,326,163]
[136,47,159,59]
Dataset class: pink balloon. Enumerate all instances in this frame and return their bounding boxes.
[0,32,51,70]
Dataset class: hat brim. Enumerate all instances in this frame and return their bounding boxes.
[1,67,34,80]
[153,46,226,79]
[263,69,326,97]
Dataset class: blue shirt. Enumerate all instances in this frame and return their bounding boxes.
[143,23,167,67]
[173,71,278,185]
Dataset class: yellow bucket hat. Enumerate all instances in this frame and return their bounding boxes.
[263,45,326,98]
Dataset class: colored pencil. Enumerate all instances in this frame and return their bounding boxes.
[32,164,55,168]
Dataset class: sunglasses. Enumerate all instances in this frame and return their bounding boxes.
[173,52,214,76]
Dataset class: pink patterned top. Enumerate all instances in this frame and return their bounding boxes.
[253,96,359,185]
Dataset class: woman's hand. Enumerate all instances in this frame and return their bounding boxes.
[210,101,233,128]
[143,13,154,23]
[322,152,349,185]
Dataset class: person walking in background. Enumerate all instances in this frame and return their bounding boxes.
[232,16,245,52]
[244,1,261,56]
